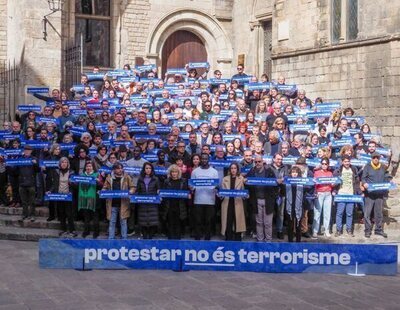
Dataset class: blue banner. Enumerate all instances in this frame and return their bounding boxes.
[22,141,50,149]
[334,194,364,205]
[99,190,130,199]
[18,105,42,112]
[59,143,77,150]
[218,189,249,198]
[136,64,156,72]
[5,158,33,166]
[85,73,104,81]
[159,190,190,199]
[366,182,397,192]
[189,179,219,187]
[165,68,187,75]
[375,147,391,157]
[289,124,315,132]
[315,102,341,111]
[284,177,315,186]
[3,149,23,156]
[44,193,72,201]
[27,87,49,94]
[210,161,231,168]
[99,166,112,174]
[70,175,97,185]
[331,138,354,148]
[0,134,22,140]
[245,178,277,186]
[39,239,397,275]
[282,156,299,165]
[245,82,271,91]
[315,177,342,185]
[130,195,161,204]
[142,154,158,162]
[350,159,368,167]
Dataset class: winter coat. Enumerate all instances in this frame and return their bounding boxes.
[162,178,189,221]
[220,175,246,235]
[136,175,160,227]
[103,173,135,220]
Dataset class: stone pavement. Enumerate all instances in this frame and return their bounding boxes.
[0,240,399,310]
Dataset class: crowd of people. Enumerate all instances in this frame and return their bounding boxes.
[0,62,394,242]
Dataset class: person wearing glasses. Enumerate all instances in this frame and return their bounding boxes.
[361,152,392,238]
[312,157,334,238]
[231,65,248,89]
[246,155,277,242]
[200,101,214,120]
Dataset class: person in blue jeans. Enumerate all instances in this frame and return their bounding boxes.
[103,163,135,239]
[332,155,361,237]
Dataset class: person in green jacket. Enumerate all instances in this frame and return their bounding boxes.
[78,161,103,238]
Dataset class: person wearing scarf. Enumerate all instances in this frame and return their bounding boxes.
[285,166,305,242]
[48,157,76,237]
[78,161,102,238]
[361,152,392,238]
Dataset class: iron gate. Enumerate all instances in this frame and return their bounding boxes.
[0,60,19,124]
[62,35,83,95]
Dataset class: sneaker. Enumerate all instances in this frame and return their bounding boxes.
[20,216,29,222]
[334,231,342,237]
[365,232,371,238]
[46,217,55,222]
[324,231,331,237]
[58,231,67,237]
[277,232,284,240]
[346,230,354,237]
[311,233,318,239]
[30,217,36,222]
[375,231,388,238]
[81,231,89,238]
[127,229,135,237]
[70,231,78,238]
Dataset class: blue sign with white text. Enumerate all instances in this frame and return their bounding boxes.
[39,239,397,275]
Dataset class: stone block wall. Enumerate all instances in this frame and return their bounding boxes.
[0,0,6,63]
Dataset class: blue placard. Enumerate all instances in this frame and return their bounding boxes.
[246,82,271,91]
[209,78,231,85]
[315,177,342,185]
[282,156,299,165]
[188,62,210,69]
[366,182,397,192]
[289,124,315,132]
[99,190,130,199]
[39,239,397,275]
[136,64,156,72]
[165,68,187,75]
[0,134,22,140]
[218,189,249,198]
[36,116,56,123]
[70,175,97,185]
[350,159,368,167]
[315,102,341,111]
[23,141,51,149]
[245,178,277,186]
[284,177,315,186]
[44,193,72,201]
[5,158,33,166]
[27,87,49,94]
[189,179,219,187]
[18,105,42,112]
[39,160,59,168]
[159,190,190,199]
[123,166,142,175]
[130,195,161,204]
[223,134,242,141]
[4,149,23,156]
[375,147,391,157]
[306,111,332,118]
[99,166,112,174]
[331,138,354,148]
[154,166,168,176]
[117,76,136,83]
[210,161,231,168]
[334,194,364,205]
[59,143,77,150]
[85,73,104,81]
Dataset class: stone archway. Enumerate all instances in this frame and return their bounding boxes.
[145,8,233,75]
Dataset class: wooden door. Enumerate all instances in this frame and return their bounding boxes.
[161,30,207,78]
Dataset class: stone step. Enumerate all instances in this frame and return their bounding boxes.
[0,214,109,231]
[0,226,60,241]
[0,206,49,217]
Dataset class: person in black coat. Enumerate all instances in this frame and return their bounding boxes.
[162,164,189,240]
[136,162,160,239]
[246,155,278,242]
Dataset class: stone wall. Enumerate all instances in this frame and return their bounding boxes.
[0,0,6,62]
[271,0,400,157]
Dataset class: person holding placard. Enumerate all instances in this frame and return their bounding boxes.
[220,163,246,241]
[361,152,392,238]
[48,157,76,237]
[136,162,160,239]
[163,164,189,240]
[103,163,135,239]
[78,161,102,238]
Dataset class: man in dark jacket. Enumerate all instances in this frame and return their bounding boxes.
[361,152,392,238]
[246,155,278,242]
[18,145,39,222]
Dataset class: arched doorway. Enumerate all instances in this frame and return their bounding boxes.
[161,30,207,78]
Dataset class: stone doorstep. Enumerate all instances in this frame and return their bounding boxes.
[0,214,108,231]
[0,206,49,217]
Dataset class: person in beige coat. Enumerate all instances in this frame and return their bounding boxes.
[102,163,135,239]
[220,163,247,241]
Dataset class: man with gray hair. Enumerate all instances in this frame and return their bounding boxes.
[266,102,288,128]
